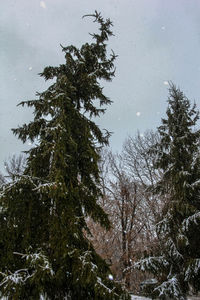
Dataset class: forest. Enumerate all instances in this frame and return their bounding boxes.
[0,11,200,300]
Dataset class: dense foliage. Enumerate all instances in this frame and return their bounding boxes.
[135,84,200,299]
[0,12,130,299]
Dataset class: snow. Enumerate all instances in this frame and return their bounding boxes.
[154,276,183,299]
[166,238,183,261]
[131,296,151,300]
[131,296,199,300]
[136,112,141,117]
[163,81,169,85]
[40,1,46,9]
[108,274,113,280]
[133,256,169,273]
[185,258,200,281]
[182,211,200,231]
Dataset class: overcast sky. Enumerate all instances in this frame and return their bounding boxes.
[1,0,200,169]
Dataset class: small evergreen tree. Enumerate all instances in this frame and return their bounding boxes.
[0,12,130,299]
[135,84,200,299]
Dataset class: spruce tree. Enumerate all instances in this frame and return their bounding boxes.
[0,12,130,299]
[135,84,200,299]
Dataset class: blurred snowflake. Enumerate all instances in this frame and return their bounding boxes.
[40,1,46,9]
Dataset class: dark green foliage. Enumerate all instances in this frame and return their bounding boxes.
[135,84,200,299]
[0,12,130,299]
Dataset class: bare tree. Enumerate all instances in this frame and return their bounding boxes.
[87,132,167,292]
[108,152,146,289]
[0,154,26,184]
[123,130,165,222]
[87,148,156,292]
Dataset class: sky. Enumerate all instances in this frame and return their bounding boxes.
[1,0,200,169]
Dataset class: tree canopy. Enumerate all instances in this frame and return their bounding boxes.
[0,12,129,300]
[135,84,200,299]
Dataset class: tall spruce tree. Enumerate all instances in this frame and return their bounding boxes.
[0,12,130,299]
[135,84,200,299]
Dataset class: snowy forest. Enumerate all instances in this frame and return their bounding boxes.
[0,11,200,300]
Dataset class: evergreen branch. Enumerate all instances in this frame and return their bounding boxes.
[154,276,185,300]
[182,211,200,232]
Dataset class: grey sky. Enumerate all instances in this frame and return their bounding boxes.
[1,0,200,169]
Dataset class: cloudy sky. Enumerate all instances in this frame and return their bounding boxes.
[1,0,200,169]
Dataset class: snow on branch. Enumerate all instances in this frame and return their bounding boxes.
[154,276,185,300]
[166,238,183,261]
[25,251,54,276]
[96,276,117,296]
[0,250,54,291]
[185,258,200,281]
[0,175,48,199]
[79,250,98,274]
[79,251,118,297]
[191,179,200,187]
[0,179,21,198]
[182,211,200,232]
[32,182,58,193]
[133,256,169,273]
[156,212,172,234]
[0,269,32,287]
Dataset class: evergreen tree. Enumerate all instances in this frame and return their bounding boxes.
[0,12,130,299]
[135,84,200,299]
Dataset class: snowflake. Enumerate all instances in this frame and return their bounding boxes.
[108,274,113,280]
[136,112,141,117]
[163,81,169,86]
[40,1,46,9]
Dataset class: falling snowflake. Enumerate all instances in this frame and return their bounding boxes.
[40,1,46,8]
[108,274,113,280]
[161,26,166,30]
[136,112,141,117]
[28,67,32,71]
[163,81,169,85]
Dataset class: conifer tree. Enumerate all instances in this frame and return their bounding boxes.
[0,12,130,299]
[135,84,200,299]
